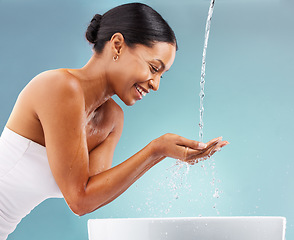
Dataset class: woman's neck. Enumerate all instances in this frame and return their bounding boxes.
[67,52,115,115]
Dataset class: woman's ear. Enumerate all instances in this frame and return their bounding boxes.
[110,33,125,56]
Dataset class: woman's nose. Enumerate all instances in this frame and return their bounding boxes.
[148,77,160,91]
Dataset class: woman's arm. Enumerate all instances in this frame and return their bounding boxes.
[32,71,162,215]
[33,71,227,216]
[84,134,226,213]
[36,75,163,215]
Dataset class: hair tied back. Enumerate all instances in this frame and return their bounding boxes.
[86,14,102,44]
[85,3,177,53]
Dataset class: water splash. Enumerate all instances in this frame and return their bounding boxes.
[167,160,191,196]
[199,0,215,142]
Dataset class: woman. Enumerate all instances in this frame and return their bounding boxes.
[0,3,228,239]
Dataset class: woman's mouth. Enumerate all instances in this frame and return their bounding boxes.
[134,83,147,99]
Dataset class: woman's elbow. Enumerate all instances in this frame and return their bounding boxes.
[66,194,102,216]
[71,204,103,217]
[65,193,89,216]
[68,200,87,216]
[71,206,88,217]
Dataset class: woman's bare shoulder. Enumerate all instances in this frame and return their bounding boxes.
[23,69,85,120]
[6,69,84,145]
[23,69,83,105]
[29,68,82,93]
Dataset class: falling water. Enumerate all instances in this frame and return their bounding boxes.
[199,0,215,142]
[145,0,219,217]
[198,0,221,215]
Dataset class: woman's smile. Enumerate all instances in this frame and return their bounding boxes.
[134,83,148,100]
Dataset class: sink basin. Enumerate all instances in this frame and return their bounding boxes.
[88,217,286,240]
[88,216,286,240]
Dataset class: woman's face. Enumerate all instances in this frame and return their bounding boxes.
[110,41,176,106]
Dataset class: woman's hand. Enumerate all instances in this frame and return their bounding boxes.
[151,133,229,165]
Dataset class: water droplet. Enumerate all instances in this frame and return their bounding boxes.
[213,188,220,198]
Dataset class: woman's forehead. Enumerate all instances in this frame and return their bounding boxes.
[134,42,176,69]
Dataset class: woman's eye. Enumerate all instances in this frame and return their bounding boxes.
[150,65,159,73]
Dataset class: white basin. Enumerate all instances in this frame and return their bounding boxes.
[88,217,286,240]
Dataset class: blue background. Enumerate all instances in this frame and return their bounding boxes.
[0,0,293,239]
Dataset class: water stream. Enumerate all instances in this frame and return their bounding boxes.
[144,0,219,217]
[198,0,220,215]
[199,0,215,142]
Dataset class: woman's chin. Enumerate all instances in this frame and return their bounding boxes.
[117,93,139,106]
[126,100,136,106]
[120,97,136,106]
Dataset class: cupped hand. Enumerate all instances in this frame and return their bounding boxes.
[184,136,229,165]
[152,133,229,165]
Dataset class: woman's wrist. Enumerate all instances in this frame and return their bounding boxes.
[148,138,165,160]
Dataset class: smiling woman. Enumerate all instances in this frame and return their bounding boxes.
[0,2,228,239]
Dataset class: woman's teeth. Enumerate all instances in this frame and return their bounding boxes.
[135,84,146,96]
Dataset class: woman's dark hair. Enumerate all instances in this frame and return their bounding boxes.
[85,3,178,53]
